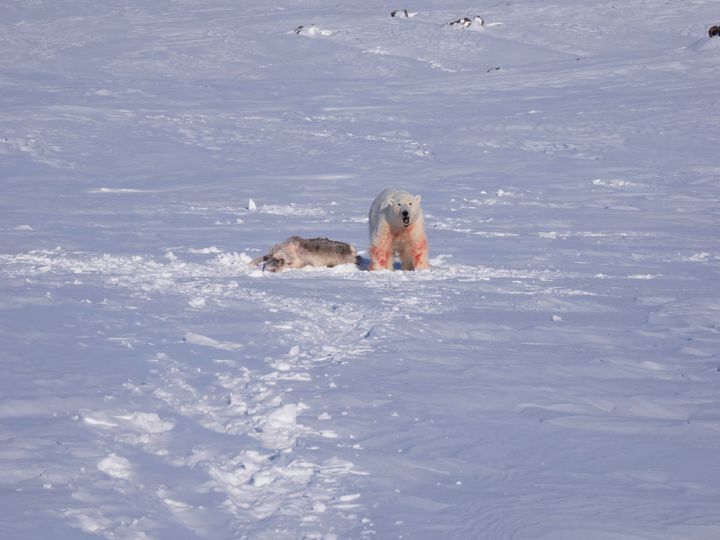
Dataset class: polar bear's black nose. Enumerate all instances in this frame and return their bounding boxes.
[402,210,409,218]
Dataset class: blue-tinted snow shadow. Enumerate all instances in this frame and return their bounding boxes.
[355,256,402,272]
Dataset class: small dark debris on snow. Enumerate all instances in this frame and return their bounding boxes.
[448,16,484,28]
[709,25,720,38]
[391,9,409,18]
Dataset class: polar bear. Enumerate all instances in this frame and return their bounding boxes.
[368,188,429,271]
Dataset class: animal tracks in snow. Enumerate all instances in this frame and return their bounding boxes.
[2,240,717,538]
[0,247,404,536]
[0,170,716,536]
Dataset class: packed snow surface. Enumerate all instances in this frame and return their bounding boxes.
[1,1,720,539]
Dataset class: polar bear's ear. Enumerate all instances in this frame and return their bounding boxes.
[415,194,421,204]
[384,197,394,209]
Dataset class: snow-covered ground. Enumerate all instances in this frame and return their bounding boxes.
[2,1,720,538]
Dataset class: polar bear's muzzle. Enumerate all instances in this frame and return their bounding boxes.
[401,210,411,227]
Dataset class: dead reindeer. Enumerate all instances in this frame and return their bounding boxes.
[251,236,360,272]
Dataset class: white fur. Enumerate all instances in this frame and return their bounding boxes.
[368,188,429,271]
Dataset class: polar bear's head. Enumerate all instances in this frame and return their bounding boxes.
[387,191,422,228]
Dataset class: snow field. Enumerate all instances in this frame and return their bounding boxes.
[2,0,720,539]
